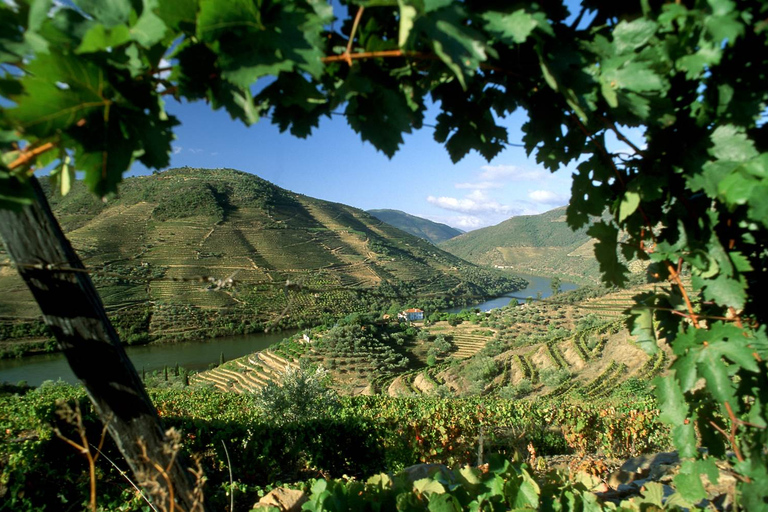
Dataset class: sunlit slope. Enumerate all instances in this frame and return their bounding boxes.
[367,209,462,244]
[439,207,600,282]
[0,168,524,348]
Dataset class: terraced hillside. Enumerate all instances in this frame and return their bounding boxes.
[192,283,671,399]
[439,207,601,283]
[0,168,525,356]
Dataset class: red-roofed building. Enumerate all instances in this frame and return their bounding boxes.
[398,308,424,322]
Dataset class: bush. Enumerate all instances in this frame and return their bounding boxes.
[499,379,532,399]
[540,368,571,388]
[254,361,338,425]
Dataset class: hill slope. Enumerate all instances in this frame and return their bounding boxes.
[0,168,525,354]
[193,283,666,399]
[367,209,462,244]
[439,207,601,282]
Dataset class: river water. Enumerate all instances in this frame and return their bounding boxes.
[444,273,578,313]
[0,330,294,387]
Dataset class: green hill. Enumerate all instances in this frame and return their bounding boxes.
[367,209,462,244]
[439,207,601,282]
[0,168,525,355]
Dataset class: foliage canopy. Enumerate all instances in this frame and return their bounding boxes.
[1,0,768,506]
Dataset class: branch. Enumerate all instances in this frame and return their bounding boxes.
[602,117,646,156]
[8,142,55,170]
[341,6,366,67]
[665,260,700,328]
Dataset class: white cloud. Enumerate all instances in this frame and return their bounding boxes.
[188,148,204,154]
[422,214,496,231]
[427,190,517,215]
[452,215,484,229]
[528,189,569,205]
[479,165,547,182]
[172,146,182,155]
[455,181,502,190]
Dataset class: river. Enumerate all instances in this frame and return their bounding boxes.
[444,273,578,313]
[1,275,574,386]
[0,330,295,387]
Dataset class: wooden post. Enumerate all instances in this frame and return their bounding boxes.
[0,178,206,511]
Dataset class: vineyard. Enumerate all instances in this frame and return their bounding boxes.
[0,384,670,512]
[187,283,667,404]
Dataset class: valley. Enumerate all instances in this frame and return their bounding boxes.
[0,169,689,510]
[0,168,524,357]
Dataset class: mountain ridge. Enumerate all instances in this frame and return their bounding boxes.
[367,209,463,244]
[439,206,601,283]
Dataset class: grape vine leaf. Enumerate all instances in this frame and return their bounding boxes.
[587,221,628,286]
[481,10,538,44]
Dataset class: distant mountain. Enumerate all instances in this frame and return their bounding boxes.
[0,168,526,354]
[439,207,601,282]
[367,209,463,244]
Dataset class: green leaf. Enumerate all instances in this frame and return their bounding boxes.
[49,154,74,196]
[7,51,109,137]
[74,0,132,27]
[398,1,417,47]
[416,5,488,89]
[413,478,445,495]
[197,0,327,88]
[627,306,659,355]
[423,0,452,12]
[674,459,719,505]
[458,466,482,485]
[587,222,628,287]
[656,373,688,425]
[77,24,131,53]
[672,352,700,393]
[709,125,758,162]
[509,471,540,509]
[428,493,462,512]
[618,190,640,222]
[656,373,698,457]
[748,183,768,226]
[482,10,538,44]
[718,170,757,206]
[700,273,746,310]
[698,349,737,408]
[130,0,168,47]
[612,18,657,53]
[602,60,665,93]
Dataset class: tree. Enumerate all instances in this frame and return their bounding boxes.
[549,276,562,296]
[1,0,767,507]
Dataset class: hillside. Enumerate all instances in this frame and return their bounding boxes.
[193,282,666,400]
[0,168,525,355]
[367,209,462,244]
[439,207,601,282]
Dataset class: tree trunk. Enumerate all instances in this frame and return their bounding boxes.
[0,178,206,512]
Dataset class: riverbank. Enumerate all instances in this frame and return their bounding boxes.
[444,274,578,313]
[0,330,296,387]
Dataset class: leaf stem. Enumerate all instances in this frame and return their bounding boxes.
[341,6,366,67]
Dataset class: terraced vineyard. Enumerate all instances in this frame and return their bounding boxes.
[192,348,302,393]
[191,283,670,399]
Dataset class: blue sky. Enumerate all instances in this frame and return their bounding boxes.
[130,100,578,231]
[128,1,639,232]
